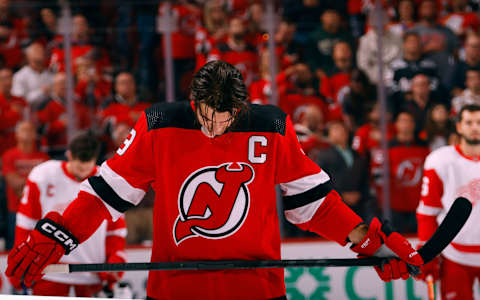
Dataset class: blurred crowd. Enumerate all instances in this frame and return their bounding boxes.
[1,0,479,246]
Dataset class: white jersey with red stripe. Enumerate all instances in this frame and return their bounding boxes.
[16,160,127,285]
[417,145,480,266]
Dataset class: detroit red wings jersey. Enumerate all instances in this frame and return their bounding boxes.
[15,160,127,284]
[417,145,480,266]
[78,102,362,299]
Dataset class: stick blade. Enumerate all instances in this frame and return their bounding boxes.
[418,197,472,263]
[43,264,69,274]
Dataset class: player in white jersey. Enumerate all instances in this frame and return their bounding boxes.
[12,133,127,297]
[416,104,480,300]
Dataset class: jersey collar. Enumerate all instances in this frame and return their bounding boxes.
[455,144,480,162]
[61,161,98,182]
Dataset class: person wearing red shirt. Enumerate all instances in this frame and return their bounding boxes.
[387,111,429,233]
[99,72,150,155]
[49,14,111,76]
[320,41,354,121]
[6,61,423,299]
[37,72,91,158]
[2,121,49,249]
[0,68,27,157]
[207,17,259,87]
[194,0,229,71]
[158,1,202,99]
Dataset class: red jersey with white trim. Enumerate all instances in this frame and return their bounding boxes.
[79,102,362,299]
[15,160,126,285]
[417,145,480,266]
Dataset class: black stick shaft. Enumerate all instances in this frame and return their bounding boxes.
[68,258,391,273]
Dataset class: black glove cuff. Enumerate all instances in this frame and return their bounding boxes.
[35,218,79,255]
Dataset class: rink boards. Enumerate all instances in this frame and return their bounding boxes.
[1,238,479,300]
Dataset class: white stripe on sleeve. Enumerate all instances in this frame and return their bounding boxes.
[284,197,326,224]
[280,171,330,196]
[100,162,146,206]
[16,213,38,230]
[107,228,128,238]
[416,202,443,216]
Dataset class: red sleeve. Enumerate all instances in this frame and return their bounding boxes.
[416,169,443,242]
[15,179,43,246]
[105,216,127,261]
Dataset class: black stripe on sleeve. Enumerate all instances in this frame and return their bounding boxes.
[88,176,136,213]
[282,181,333,211]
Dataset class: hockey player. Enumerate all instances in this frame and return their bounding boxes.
[7,61,423,300]
[417,104,480,300]
[12,133,127,297]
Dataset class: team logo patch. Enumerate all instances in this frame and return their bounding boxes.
[173,162,254,245]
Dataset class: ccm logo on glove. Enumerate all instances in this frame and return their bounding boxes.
[36,219,78,254]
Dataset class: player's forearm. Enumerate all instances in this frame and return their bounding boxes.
[296,190,363,245]
[416,213,439,242]
[62,191,111,243]
[347,223,368,244]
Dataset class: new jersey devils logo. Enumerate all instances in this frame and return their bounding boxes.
[173,162,254,245]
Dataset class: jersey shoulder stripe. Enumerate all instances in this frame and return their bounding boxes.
[232,104,287,136]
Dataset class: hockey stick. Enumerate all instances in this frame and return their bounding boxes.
[44,197,472,274]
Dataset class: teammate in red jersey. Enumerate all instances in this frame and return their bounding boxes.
[417,104,480,300]
[12,133,126,296]
[6,61,423,300]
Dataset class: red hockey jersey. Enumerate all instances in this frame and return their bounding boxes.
[74,102,362,299]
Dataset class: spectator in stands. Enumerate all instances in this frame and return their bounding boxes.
[49,14,111,77]
[387,111,429,233]
[37,72,91,159]
[448,32,480,96]
[0,20,22,70]
[195,0,229,71]
[357,11,403,85]
[317,121,371,220]
[410,0,458,79]
[0,68,27,156]
[245,2,265,47]
[397,74,442,132]
[1,120,48,249]
[306,9,354,79]
[389,32,440,102]
[440,0,480,40]
[320,41,354,120]
[11,43,53,108]
[341,69,377,131]
[38,8,58,43]
[158,1,201,100]
[388,0,417,36]
[293,103,329,160]
[207,17,258,87]
[278,62,327,119]
[451,67,480,114]
[100,72,150,129]
[273,19,301,69]
[422,103,456,151]
[74,55,111,108]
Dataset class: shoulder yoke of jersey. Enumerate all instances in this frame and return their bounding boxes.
[145,102,287,135]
